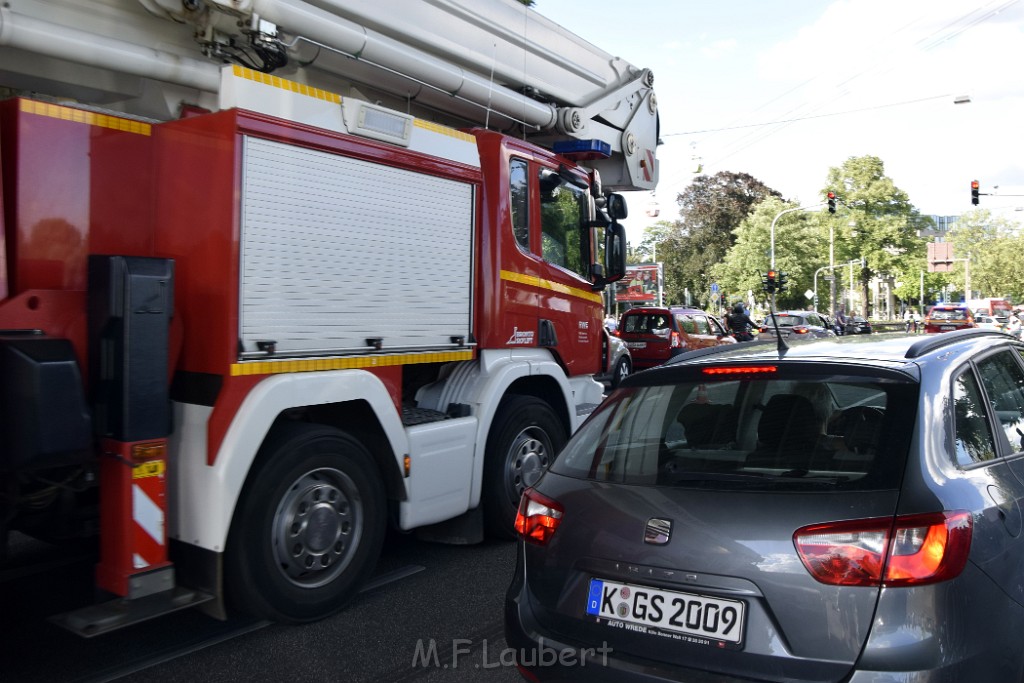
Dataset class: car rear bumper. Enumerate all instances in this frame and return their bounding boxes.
[505,580,746,682]
[506,556,1024,682]
[630,348,685,371]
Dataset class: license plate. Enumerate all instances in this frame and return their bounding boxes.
[586,578,745,646]
[625,341,647,349]
[941,325,955,331]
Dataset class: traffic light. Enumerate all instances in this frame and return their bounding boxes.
[827,192,836,214]
[777,271,789,292]
[761,270,777,293]
[971,180,980,205]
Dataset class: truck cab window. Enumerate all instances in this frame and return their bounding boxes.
[539,169,587,278]
[510,159,529,251]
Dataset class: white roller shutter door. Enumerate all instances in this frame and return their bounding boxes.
[239,136,474,357]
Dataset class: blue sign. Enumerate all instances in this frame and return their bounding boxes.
[711,283,720,294]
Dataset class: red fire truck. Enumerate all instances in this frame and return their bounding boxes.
[0,0,658,633]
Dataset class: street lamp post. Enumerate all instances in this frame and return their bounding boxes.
[770,205,821,269]
[769,202,825,311]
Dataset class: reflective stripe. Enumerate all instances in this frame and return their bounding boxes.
[231,349,475,376]
[500,269,603,304]
[19,100,152,135]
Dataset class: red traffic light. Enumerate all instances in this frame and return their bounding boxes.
[827,191,836,199]
[971,180,980,205]
[971,180,980,190]
[827,191,837,214]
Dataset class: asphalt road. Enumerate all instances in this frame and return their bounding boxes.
[1,531,525,683]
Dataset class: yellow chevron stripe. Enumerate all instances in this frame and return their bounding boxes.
[232,65,341,104]
[19,100,152,136]
[500,270,603,304]
[231,349,475,376]
[230,66,471,143]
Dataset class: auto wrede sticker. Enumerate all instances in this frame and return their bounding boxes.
[506,327,535,345]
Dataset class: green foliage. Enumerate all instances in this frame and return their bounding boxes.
[711,198,827,310]
[948,210,1024,301]
[646,155,1023,316]
[652,172,782,307]
[822,156,928,315]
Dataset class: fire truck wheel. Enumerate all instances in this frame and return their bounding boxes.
[225,423,386,623]
[483,395,566,540]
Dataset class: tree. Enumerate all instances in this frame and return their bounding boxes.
[823,156,927,318]
[657,172,782,307]
[631,220,676,265]
[711,197,826,312]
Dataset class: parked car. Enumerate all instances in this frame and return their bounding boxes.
[506,329,1024,681]
[924,304,976,333]
[975,315,1008,333]
[615,307,735,371]
[758,310,836,340]
[597,330,632,389]
[843,315,873,334]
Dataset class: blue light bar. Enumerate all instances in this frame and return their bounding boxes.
[552,139,611,160]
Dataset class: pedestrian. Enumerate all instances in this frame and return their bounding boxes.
[904,309,913,333]
[912,309,921,333]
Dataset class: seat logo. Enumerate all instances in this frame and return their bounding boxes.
[644,518,672,545]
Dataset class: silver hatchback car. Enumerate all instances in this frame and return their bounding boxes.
[758,310,837,341]
[506,329,1024,681]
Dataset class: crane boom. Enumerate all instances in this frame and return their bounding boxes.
[0,0,658,189]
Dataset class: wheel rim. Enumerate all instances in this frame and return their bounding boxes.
[272,467,363,589]
[617,360,630,383]
[504,426,552,501]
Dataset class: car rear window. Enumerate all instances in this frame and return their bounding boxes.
[765,315,806,327]
[929,308,969,320]
[622,313,671,335]
[551,372,917,491]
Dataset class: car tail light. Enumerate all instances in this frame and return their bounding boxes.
[794,511,972,587]
[670,331,683,348]
[515,488,564,545]
[793,326,810,335]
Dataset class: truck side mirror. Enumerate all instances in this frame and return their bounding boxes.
[605,193,627,220]
[604,222,626,284]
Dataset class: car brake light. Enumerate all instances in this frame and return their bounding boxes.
[794,511,972,587]
[514,488,564,545]
[670,331,683,348]
[793,326,810,335]
[703,365,777,376]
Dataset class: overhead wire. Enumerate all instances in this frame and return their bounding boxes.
[654,0,1018,199]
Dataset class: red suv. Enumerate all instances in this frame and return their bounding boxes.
[924,305,976,334]
[615,307,735,370]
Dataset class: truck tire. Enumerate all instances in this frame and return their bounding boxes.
[225,423,386,622]
[483,395,566,540]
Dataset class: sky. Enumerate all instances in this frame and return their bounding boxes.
[534,0,1024,243]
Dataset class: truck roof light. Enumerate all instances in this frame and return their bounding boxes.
[552,139,611,160]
